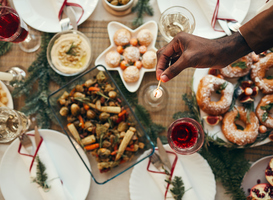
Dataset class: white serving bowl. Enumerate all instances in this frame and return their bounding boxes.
[104,0,134,11]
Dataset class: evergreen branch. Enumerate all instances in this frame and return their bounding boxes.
[32,156,50,190]
[0,41,12,56]
[131,0,154,27]
[166,176,185,200]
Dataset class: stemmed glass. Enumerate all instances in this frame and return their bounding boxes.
[0,6,40,53]
[0,107,30,143]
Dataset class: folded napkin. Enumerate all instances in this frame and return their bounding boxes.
[147,149,199,200]
[257,0,273,14]
[50,0,84,23]
[18,134,73,200]
[196,0,235,31]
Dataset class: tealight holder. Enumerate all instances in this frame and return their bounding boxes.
[139,81,168,112]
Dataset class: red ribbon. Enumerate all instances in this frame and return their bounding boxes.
[211,0,237,32]
[58,0,84,24]
[147,149,178,200]
[18,134,44,172]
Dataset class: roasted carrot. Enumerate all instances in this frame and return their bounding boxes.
[88,87,100,91]
[118,110,127,117]
[84,143,99,151]
[69,88,76,96]
[125,147,135,151]
[78,115,85,129]
[111,150,118,156]
[83,103,89,111]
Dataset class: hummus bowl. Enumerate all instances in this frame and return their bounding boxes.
[47,30,92,76]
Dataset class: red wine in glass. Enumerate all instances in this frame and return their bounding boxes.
[0,6,28,43]
[167,118,204,155]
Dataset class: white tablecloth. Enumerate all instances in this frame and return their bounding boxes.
[0,0,265,199]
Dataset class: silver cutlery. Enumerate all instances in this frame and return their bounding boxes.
[217,19,232,36]
[19,133,34,155]
[227,21,242,32]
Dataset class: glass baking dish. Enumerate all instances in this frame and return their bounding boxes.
[48,65,155,184]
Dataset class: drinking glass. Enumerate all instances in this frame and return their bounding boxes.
[0,6,40,52]
[159,6,196,42]
[0,107,30,143]
[139,81,169,112]
[167,118,204,155]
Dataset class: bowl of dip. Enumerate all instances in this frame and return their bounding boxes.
[47,30,92,76]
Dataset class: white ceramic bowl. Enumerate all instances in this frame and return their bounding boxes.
[47,30,92,76]
[95,21,158,93]
[104,0,134,11]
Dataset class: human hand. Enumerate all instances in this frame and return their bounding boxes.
[156,32,251,82]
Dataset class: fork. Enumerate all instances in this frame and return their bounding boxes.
[227,21,242,32]
[19,133,34,155]
[150,152,164,170]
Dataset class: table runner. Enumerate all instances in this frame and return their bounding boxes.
[0,20,272,163]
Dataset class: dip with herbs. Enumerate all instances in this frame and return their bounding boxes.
[51,33,91,74]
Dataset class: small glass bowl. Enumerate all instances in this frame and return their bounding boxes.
[48,65,155,184]
[167,118,204,155]
[47,30,92,77]
[159,6,196,42]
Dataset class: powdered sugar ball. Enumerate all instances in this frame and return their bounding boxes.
[137,29,153,47]
[123,66,140,82]
[113,29,131,46]
[123,46,140,63]
[142,51,157,69]
[105,51,120,68]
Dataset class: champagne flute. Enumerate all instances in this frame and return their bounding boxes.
[0,6,40,52]
[0,107,30,143]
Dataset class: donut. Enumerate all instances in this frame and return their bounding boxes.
[123,46,140,63]
[251,53,273,94]
[113,29,131,46]
[219,54,252,78]
[256,94,273,129]
[142,51,157,69]
[122,66,140,82]
[137,29,153,47]
[105,51,121,68]
[196,75,234,116]
[222,106,259,146]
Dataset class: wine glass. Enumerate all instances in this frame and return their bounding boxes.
[139,81,169,112]
[158,6,196,42]
[0,6,40,53]
[0,107,30,143]
[167,118,204,155]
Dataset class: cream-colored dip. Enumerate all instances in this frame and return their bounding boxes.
[51,33,91,74]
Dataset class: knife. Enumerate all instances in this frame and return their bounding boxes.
[157,137,172,173]
[64,6,77,30]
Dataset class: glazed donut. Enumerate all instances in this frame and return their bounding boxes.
[256,94,273,129]
[222,106,259,146]
[251,53,273,94]
[219,54,252,78]
[196,75,234,116]
[113,29,131,46]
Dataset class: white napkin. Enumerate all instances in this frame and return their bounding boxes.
[18,134,73,200]
[50,0,84,23]
[196,0,235,31]
[147,150,199,200]
[257,0,273,14]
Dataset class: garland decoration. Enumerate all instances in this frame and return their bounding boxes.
[173,84,251,199]
[12,33,70,128]
[0,41,12,57]
[111,72,166,145]
[131,0,154,27]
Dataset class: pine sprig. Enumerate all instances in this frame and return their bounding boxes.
[11,33,70,128]
[0,41,12,56]
[166,176,185,200]
[32,156,50,190]
[131,0,154,27]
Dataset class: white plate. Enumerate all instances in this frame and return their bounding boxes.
[12,0,99,33]
[241,155,273,196]
[0,129,91,200]
[129,145,216,200]
[0,81,13,109]
[157,0,250,39]
[193,68,270,147]
[95,21,158,93]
